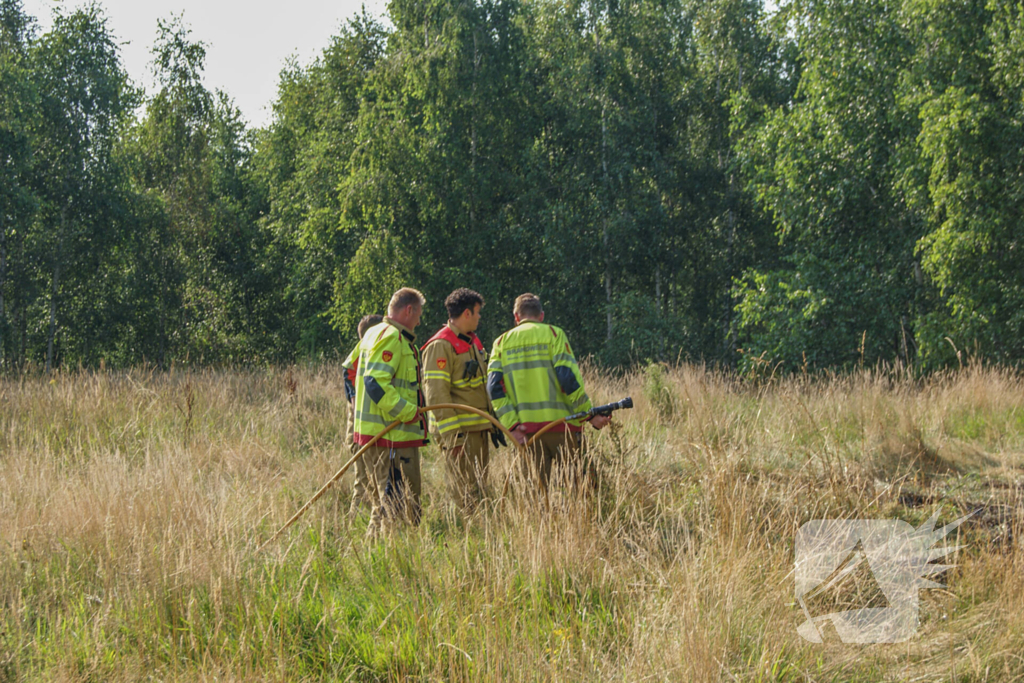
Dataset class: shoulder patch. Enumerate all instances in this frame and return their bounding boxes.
[437,358,447,370]
[382,350,393,362]
[565,342,570,353]
[551,327,557,337]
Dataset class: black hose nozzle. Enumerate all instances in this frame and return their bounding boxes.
[566,396,633,422]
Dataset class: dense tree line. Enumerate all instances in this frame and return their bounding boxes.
[1,0,1021,372]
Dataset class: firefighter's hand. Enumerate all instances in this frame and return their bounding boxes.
[590,414,612,430]
[490,427,508,449]
[510,425,529,446]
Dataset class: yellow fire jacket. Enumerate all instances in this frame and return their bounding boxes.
[487,319,592,433]
[353,317,427,448]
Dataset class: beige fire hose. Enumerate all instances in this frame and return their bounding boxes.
[258,403,531,551]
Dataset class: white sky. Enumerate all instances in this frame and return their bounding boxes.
[21,0,781,129]
[21,0,389,128]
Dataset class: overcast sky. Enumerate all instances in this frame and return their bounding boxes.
[21,0,389,128]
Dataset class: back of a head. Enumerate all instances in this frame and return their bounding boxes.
[357,314,384,339]
[514,293,543,320]
[388,287,426,315]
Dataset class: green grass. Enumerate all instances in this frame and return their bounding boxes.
[1,364,1022,681]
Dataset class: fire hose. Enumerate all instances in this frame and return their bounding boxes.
[259,398,631,551]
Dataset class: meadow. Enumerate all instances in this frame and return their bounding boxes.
[1,363,1022,681]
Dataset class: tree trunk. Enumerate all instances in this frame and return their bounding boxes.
[15,226,25,368]
[159,271,167,366]
[722,196,736,356]
[46,209,65,373]
[651,91,669,360]
[602,101,612,342]
[720,63,745,360]
[0,212,6,370]
[655,264,662,312]
[656,263,666,360]
[469,27,479,234]
[20,307,26,370]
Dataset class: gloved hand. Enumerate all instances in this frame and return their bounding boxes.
[490,427,508,449]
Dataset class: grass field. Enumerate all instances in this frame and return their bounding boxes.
[1,363,1022,681]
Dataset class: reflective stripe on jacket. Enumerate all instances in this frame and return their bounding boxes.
[342,340,360,402]
[487,320,592,433]
[353,318,427,448]
[421,323,491,435]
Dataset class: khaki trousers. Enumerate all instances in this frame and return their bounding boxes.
[363,445,421,537]
[346,400,371,512]
[521,431,593,491]
[440,430,490,509]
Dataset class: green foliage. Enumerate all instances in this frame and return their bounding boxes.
[123,16,289,364]
[732,0,1024,372]
[331,231,417,338]
[0,0,37,370]
[910,0,1024,365]
[254,9,387,356]
[602,292,687,366]
[26,4,138,370]
[732,268,822,374]
[732,0,922,371]
[1,0,1023,371]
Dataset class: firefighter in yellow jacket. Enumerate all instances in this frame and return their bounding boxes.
[341,313,383,513]
[487,293,610,488]
[353,288,428,535]
[422,288,505,509]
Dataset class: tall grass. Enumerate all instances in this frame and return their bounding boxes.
[1,363,1022,681]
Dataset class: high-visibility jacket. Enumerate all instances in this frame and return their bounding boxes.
[421,323,491,436]
[487,319,592,433]
[342,340,361,402]
[353,317,427,448]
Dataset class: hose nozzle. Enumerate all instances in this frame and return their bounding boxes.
[567,396,634,422]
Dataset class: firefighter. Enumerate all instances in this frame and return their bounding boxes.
[422,288,505,510]
[353,288,428,536]
[487,293,610,489]
[341,313,384,513]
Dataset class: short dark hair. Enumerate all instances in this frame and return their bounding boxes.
[357,314,384,339]
[445,288,485,320]
[514,293,543,319]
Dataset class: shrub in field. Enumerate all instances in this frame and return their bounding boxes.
[642,362,677,421]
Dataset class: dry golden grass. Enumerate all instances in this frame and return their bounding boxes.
[0,363,1022,681]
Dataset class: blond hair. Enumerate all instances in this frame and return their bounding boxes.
[388,287,426,315]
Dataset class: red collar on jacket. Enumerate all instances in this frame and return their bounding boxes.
[422,324,484,355]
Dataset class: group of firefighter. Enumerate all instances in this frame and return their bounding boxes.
[340,287,612,536]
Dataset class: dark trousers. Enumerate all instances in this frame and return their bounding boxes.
[521,430,594,491]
